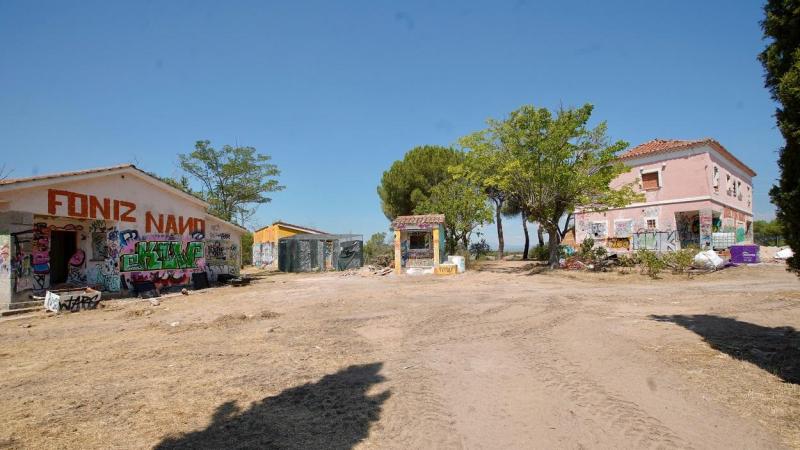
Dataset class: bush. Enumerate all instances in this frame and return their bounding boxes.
[364,232,393,266]
[579,237,595,257]
[662,248,695,275]
[531,245,550,261]
[469,239,492,259]
[636,249,666,279]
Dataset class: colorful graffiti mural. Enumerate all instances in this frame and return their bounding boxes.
[120,241,204,272]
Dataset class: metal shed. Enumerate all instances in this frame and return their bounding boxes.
[277,233,363,272]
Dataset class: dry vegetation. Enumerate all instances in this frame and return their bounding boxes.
[0,262,799,449]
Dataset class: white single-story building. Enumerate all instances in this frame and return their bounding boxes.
[0,164,246,310]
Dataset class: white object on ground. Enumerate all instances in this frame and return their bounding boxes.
[447,255,466,273]
[694,250,724,269]
[775,247,794,259]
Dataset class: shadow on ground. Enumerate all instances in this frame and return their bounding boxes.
[155,362,390,449]
[651,314,800,384]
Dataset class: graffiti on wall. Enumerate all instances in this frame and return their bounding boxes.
[0,235,9,276]
[607,237,630,250]
[120,241,204,272]
[632,229,678,252]
[67,249,87,285]
[676,212,700,248]
[590,221,608,239]
[252,242,275,267]
[699,209,713,249]
[613,220,633,238]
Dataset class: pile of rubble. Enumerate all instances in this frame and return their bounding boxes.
[340,265,394,277]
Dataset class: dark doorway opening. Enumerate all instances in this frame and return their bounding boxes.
[49,230,76,285]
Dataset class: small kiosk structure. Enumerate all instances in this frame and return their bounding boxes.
[391,214,446,274]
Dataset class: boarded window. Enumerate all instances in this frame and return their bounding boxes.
[642,171,660,190]
[646,219,657,230]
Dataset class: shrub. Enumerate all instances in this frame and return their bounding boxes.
[579,237,595,257]
[531,245,550,261]
[469,239,492,259]
[636,249,666,279]
[663,248,695,275]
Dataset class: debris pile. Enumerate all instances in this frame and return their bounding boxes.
[340,265,393,277]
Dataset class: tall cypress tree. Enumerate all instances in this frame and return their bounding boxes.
[759,0,800,274]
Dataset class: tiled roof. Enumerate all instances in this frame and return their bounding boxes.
[391,214,446,226]
[0,164,135,185]
[619,139,756,177]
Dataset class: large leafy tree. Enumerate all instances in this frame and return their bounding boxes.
[760,0,800,274]
[491,104,641,267]
[178,140,284,225]
[455,132,512,257]
[377,145,464,220]
[415,178,494,255]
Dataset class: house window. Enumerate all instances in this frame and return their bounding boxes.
[732,179,738,197]
[408,232,430,250]
[736,181,742,200]
[641,171,660,190]
[646,218,657,230]
[726,174,731,195]
[712,166,719,192]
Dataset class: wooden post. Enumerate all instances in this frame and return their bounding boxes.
[432,227,440,268]
[394,230,402,273]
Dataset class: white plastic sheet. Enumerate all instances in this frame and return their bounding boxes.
[776,247,795,259]
[694,250,724,270]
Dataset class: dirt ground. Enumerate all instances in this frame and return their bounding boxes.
[1,261,799,449]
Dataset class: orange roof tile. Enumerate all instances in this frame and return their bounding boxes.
[619,139,756,177]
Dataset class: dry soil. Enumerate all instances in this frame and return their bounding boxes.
[1,261,799,449]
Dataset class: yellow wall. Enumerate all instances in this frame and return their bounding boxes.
[253,224,311,244]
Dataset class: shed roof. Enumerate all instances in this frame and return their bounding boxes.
[253,221,327,235]
[391,214,445,228]
[619,138,756,177]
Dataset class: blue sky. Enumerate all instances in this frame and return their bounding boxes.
[0,1,782,249]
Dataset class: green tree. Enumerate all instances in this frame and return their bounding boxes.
[377,145,465,220]
[240,232,254,266]
[415,178,494,254]
[760,1,800,274]
[754,219,785,246]
[363,232,393,264]
[178,140,284,225]
[489,104,642,267]
[455,131,512,257]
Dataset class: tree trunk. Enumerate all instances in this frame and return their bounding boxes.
[522,215,530,260]
[537,225,545,247]
[495,200,504,259]
[547,225,561,269]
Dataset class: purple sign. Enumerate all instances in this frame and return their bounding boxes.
[730,245,760,264]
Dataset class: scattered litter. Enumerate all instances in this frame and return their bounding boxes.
[149,299,160,306]
[169,321,180,327]
[340,265,393,277]
[693,250,724,270]
[776,247,794,260]
[20,323,31,328]
[181,288,189,295]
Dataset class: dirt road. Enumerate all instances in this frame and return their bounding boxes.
[1,262,799,449]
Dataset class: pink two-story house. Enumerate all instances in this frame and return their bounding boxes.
[574,139,757,252]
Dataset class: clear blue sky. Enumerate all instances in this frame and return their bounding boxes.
[0,1,782,249]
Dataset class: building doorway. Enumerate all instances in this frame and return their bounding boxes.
[49,230,76,285]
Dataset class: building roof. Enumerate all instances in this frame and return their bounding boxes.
[391,214,446,227]
[0,164,136,186]
[254,221,327,235]
[0,163,249,234]
[619,139,756,177]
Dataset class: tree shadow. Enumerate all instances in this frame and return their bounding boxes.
[155,362,390,449]
[650,314,800,384]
